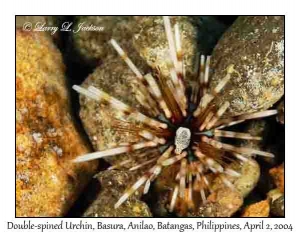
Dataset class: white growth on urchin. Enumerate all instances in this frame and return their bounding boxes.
[175,127,191,154]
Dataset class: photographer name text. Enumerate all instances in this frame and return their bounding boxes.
[22,22,104,34]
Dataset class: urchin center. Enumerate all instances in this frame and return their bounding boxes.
[174,127,191,154]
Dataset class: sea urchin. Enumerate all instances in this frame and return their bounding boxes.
[72,16,277,214]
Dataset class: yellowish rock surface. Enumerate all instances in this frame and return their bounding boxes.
[16,30,98,217]
[242,200,270,217]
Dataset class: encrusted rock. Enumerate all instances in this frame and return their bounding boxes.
[79,57,152,167]
[153,160,255,217]
[132,16,197,80]
[133,16,225,82]
[270,194,284,217]
[188,187,243,217]
[16,30,98,217]
[209,16,284,116]
[212,159,260,198]
[72,16,138,65]
[241,200,270,217]
[16,16,47,28]
[16,16,64,42]
[16,16,61,29]
[232,160,260,198]
[83,170,152,217]
[267,188,282,202]
[269,163,284,193]
[211,121,264,198]
[241,120,267,149]
[72,16,226,71]
[267,188,284,217]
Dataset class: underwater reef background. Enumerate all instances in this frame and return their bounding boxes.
[16,16,284,217]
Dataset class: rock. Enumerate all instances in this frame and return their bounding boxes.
[215,120,277,200]
[241,120,267,149]
[83,170,152,217]
[238,120,284,196]
[205,122,264,214]
[153,160,257,217]
[240,119,283,167]
[72,16,138,66]
[231,160,260,198]
[79,57,151,167]
[16,16,64,43]
[132,16,197,80]
[270,193,284,217]
[269,163,284,193]
[212,159,260,198]
[267,188,284,216]
[188,187,243,217]
[209,16,284,116]
[277,100,284,124]
[94,169,144,198]
[72,16,226,71]
[133,16,225,81]
[241,200,270,217]
[16,16,47,28]
[15,16,61,30]
[267,188,282,201]
[16,30,98,217]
